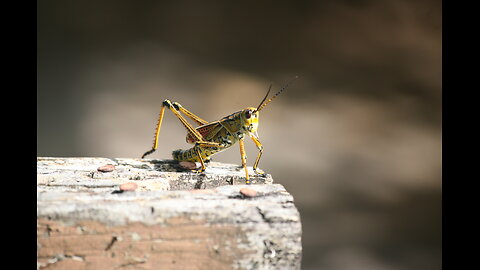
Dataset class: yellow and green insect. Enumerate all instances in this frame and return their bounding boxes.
[141,77,297,184]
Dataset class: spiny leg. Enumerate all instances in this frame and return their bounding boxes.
[142,104,166,158]
[171,102,209,126]
[239,138,250,184]
[167,102,223,148]
[142,99,221,159]
[249,132,266,176]
[169,102,223,149]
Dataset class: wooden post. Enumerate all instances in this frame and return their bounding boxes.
[37,157,302,270]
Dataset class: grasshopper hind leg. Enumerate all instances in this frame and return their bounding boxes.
[141,99,211,159]
[141,149,156,159]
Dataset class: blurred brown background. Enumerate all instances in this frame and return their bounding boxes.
[37,0,441,269]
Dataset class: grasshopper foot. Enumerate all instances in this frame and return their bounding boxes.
[141,148,156,159]
[193,166,206,175]
[253,168,267,177]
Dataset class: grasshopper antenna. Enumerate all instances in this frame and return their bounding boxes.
[256,75,299,112]
[255,83,272,111]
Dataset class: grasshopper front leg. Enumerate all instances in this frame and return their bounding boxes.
[249,132,266,176]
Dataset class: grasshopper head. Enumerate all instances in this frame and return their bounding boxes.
[241,77,298,133]
[241,107,260,133]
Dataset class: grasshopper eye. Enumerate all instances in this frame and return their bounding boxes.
[245,110,252,119]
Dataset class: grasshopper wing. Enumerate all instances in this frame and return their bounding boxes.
[186,121,223,143]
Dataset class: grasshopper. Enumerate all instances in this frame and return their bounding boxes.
[141,77,297,184]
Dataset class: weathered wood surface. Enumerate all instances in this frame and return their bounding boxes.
[37,157,302,270]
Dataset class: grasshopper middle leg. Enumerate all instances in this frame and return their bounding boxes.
[239,138,250,184]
